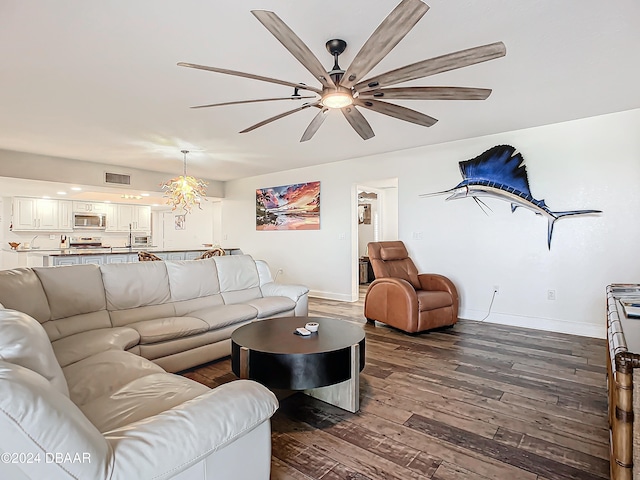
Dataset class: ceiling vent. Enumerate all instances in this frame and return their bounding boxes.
[104,172,131,186]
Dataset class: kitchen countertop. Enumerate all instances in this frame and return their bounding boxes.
[4,247,241,257]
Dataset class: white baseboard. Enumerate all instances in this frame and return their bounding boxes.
[308,290,354,302]
[461,308,605,339]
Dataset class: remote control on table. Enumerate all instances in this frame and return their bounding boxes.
[295,327,311,336]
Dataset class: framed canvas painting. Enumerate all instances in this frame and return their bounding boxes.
[256,181,320,230]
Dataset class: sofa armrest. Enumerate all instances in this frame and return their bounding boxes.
[260,282,309,302]
[261,282,309,316]
[105,380,278,480]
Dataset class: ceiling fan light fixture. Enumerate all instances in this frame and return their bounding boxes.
[161,150,208,214]
[321,90,353,109]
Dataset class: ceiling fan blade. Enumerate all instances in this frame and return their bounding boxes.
[359,86,492,101]
[300,108,329,142]
[177,62,322,94]
[355,98,437,127]
[191,96,316,109]
[354,42,507,92]
[251,10,335,89]
[341,106,375,140]
[340,0,429,89]
[240,101,320,134]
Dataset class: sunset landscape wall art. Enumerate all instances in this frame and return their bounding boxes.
[256,181,320,230]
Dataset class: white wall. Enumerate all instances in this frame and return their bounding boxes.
[160,201,216,250]
[222,109,640,338]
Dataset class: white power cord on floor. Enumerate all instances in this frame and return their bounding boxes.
[479,289,498,322]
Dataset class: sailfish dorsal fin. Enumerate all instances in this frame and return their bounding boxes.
[458,145,532,196]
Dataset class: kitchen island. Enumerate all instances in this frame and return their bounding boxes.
[2,247,242,268]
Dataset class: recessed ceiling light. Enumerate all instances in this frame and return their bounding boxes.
[42,196,50,199]
[152,204,160,207]
[56,191,67,195]
[141,193,150,197]
[104,200,111,203]
[70,187,82,191]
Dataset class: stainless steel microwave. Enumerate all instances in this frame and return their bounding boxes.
[132,234,152,246]
[73,212,106,230]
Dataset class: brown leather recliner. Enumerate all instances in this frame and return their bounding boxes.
[364,241,459,333]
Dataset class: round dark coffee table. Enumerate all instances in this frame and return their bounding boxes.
[231,316,365,412]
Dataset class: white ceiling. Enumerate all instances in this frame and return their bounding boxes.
[1,0,639,183]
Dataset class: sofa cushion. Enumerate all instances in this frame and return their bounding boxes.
[100,261,171,310]
[134,324,245,362]
[52,327,140,367]
[166,258,220,301]
[214,255,260,292]
[80,372,210,433]
[109,303,176,328]
[34,264,106,320]
[416,290,453,312]
[41,310,112,342]
[63,349,165,406]
[246,296,296,319]
[0,267,50,322]
[128,317,210,344]
[0,362,110,480]
[190,304,258,330]
[222,287,263,305]
[0,309,69,397]
[173,294,225,316]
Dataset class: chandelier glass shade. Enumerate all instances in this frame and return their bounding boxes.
[161,150,208,214]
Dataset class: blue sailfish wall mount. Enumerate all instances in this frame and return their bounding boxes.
[421,145,601,249]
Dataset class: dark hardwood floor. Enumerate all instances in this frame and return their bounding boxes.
[184,286,609,480]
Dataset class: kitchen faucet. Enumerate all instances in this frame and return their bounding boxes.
[29,235,38,248]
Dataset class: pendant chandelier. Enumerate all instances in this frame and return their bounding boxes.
[161,150,208,214]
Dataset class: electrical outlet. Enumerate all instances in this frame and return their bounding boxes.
[547,289,556,301]
[49,234,56,240]
[493,285,499,294]
[412,231,424,240]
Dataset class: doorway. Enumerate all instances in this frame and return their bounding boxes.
[353,179,398,300]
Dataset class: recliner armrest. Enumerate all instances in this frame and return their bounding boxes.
[105,380,278,480]
[365,277,420,330]
[418,274,458,298]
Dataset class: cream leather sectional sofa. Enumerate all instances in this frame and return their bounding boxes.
[0,254,309,479]
[0,254,309,372]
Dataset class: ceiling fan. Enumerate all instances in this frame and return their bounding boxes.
[178,0,506,142]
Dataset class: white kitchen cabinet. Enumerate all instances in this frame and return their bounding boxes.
[105,203,119,232]
[58,200,73,231]
[106,254,131,264]
[117,204,134,231]
[51,257,81,266]
[117,204,150,231]
[135,206,151,231]
[12,197,37,230]
[80,256,104,265]
[12,197,66,231]
[72,201,105,213]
